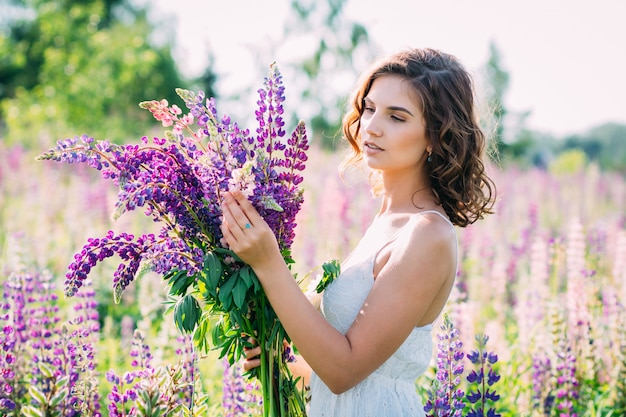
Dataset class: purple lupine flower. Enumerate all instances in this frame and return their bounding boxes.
[282,345,296,364]
[531,354,554,413]
[221,358,263,416]
[107,329,205,415]
[465,334,501,417]
[0,277,24,413]
[553,350,579,416]
[174,334,198,409]
[38,64,309,416]
[424,314,465,417]
[129,329,153,370]
[64,231,158,298]
[38,64,309,312]
[106,361,139,416]
[0,267,100,416]
[63,283,101,416]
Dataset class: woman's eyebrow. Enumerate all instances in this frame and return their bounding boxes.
[387,106,414,117]
[363,97,414,117]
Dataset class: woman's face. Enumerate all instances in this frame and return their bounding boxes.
[360,74,429,174]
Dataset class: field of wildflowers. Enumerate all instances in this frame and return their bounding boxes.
[1,140,624,416]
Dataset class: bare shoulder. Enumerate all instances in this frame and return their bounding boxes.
[376,210,457,285]
[404,211,456,255]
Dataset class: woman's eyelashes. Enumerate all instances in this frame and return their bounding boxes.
[363,106,405,122]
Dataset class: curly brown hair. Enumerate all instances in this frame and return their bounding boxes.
[341,48,496,227]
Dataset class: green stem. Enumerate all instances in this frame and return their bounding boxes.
[259,296,271,417]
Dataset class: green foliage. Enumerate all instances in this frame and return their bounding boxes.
[548,148,588,175]
[561,123,626,172]
[0,0,185,148]
[315,259,340,293]
[484,41,510,151]
[481,41,537,168]
[283,0,376,149]
[487,121,626,172]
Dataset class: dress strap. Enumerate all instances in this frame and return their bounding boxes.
[414,210,455,228]
[371,210,458,277]
[372,210,455,257]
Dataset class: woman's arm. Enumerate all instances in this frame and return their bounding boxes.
[221,190,455,394]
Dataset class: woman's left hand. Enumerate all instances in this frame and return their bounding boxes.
[220,190,281,268]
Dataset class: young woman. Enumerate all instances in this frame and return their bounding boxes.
[221,47,495,416]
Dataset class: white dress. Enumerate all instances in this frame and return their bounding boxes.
[308,211,454,417]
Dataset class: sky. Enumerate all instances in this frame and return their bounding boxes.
[149,0,626,137]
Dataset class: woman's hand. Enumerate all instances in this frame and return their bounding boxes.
[242,338,312,389]
[242,338,262,372]
[220,190,281,269]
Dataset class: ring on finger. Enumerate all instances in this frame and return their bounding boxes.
[244,223,251,229]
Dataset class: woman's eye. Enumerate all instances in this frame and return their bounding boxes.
[391,115,405,122]
[364,107,375,113]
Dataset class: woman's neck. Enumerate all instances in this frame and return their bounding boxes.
[377,171,437,216]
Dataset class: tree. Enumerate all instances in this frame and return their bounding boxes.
[561,123,626,172]
[481,41,533,165]
[0,0,188,148]
[484,41,509,150]
[281,0,377,149]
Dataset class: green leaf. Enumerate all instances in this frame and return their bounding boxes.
[240,265,253,288]
[194,404,208,415]
[21,406,43,417]
[232,281,247,310]
[54,375,70,389]
[151,390,161,406]
[168,271,195,297]
[153,405,168,417]
[174,294,202,333]
[203,251,223,291]
[50,387,68,408]
[135,397,147,415]
[316,259,341,293]
[28,385,47,405]
[193,316,211,354]
[38,361,55,379]
[213,247,244,263]
[241,265,261,293]
[218,335,236,361]
[218,273,238,310]
[261,195,284,212]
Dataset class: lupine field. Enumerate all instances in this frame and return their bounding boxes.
[0,140,624,416]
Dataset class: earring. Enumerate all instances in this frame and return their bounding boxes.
[427,152,432,162]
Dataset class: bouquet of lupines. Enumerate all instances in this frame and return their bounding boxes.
[37,63,309,417]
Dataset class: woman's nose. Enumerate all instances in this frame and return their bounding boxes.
[363,113,382,137]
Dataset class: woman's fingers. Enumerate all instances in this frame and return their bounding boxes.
[229,190,263,225]
[244,345,262,359]
[221,191,253,232]
[221,189,280,267]
[243,357,261,372]
[243,338,262,371]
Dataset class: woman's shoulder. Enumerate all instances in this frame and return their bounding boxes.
[402,210,457,254]
[371,210,456,258]
[410,210,455,234]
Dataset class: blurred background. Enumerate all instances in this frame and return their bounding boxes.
[1,0,626,170]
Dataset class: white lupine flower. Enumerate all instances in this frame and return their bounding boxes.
[229,160,256,197]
